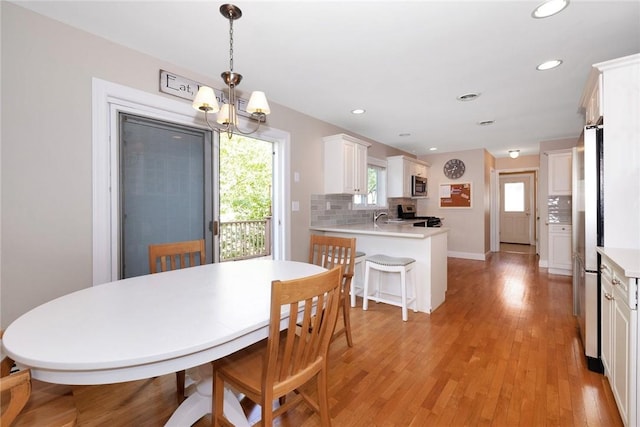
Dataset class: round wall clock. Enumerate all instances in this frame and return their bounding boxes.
[443,158,465,179]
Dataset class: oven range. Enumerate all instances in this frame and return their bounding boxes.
[397,204,442,227]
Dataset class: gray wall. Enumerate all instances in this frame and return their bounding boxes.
[417,148,492,259]
[0,3,407,326]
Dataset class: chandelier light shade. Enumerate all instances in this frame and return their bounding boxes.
[246,91,270,115]
[192,4,270,137]
[192,86,219,113]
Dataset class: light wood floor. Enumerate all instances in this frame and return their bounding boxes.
[500,242,537,254]
[70,252,622,426]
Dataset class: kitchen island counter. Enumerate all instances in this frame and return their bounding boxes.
[309,223,449,239]
[310,223,449,313]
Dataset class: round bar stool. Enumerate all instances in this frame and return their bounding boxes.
[363,254,417,321]
[350,251,366,307]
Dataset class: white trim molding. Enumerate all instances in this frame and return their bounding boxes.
[92,78,290,285]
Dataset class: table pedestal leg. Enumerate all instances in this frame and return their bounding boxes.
[164,375,250,427]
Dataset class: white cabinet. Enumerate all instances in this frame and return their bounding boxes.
[581,68,603,126]
[596,54,640,250]
[548,224,572,275]
[323,134,371,195]
[599,250,638,427]
[548,151,572,195]
[387,155,430,198]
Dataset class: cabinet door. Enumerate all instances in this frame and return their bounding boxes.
[402,160,413,198]
[412,162,428,178]
[323,134,371,195]
[601,272,614,376]
[353,141,368,195]
[612,295,632,427]
[341,140,357,194]
[548,227,572,271]
[548,152,572,195]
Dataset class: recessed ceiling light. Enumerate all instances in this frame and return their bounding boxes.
[351,108,366,114]
[456,92,481,101]
[172,135,183,139]
[532,0,570,19]
[429,147,438,151]
[398,133,411,137]
[477,120,495,126]
[537,59,563,71]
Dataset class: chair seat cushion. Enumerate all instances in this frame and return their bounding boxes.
[366,254,415,267]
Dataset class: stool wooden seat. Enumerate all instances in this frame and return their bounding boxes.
[363,254,417,321]
[350,251,366,307]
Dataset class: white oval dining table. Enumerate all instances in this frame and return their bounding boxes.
[2,259,326,426]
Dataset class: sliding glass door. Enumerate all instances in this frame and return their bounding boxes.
[119,113,214,278]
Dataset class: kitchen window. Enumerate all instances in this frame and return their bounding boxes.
[353,157,387,208]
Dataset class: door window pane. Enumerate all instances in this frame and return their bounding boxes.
[504,182,525,212]
[120,114,210,278]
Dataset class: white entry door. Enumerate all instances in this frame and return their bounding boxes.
[500,173,534,244]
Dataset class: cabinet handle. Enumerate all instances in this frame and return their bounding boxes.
[600,264,609,272]
[612,278,621,286]
[604,293,614,301]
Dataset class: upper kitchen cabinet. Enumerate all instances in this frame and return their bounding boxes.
[580,68,603,126]
[387,155,430,198]
[594,54,640,250]
[323,134,371,195]
[548,150,572,196]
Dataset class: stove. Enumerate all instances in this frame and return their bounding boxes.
[397,204,442,227]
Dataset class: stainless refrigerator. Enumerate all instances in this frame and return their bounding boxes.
[572,124,604,373]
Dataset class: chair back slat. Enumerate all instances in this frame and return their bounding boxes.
[148,239,205,274]
[264,266,342,391]
[309,235,356,279]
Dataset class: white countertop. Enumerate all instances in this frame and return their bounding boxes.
[309,222,449,239]
[596,247,640,278]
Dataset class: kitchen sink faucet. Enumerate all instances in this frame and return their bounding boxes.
[374,211,388,222]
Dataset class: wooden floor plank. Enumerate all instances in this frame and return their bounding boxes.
[66,252,623,426]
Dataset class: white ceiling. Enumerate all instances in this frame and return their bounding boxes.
[13,1,640,157]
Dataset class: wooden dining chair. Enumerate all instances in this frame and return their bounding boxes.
[1,331,77,427]
[212,266,343,427]
[148,238,206,397]
[309,234,357,347]
[148,239,206,274]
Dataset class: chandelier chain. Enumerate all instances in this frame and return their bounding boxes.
[229,16,234,73]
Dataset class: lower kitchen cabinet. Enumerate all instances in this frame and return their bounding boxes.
[598,248,639,427]
[548,224,572,275]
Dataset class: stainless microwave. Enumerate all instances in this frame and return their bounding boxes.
[411,175,428,197]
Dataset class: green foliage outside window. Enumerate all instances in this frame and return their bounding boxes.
[219,134,272,221]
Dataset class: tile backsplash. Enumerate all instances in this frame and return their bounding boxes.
[309,195,415,226]
[548,195,572,223]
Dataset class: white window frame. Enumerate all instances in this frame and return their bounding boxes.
[353,156,388,209]
[91,78,290,285]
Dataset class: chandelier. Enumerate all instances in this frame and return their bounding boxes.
[192,4,270,138]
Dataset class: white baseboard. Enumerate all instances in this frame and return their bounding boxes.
[448,251,486,261]
[548,268,573,276]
